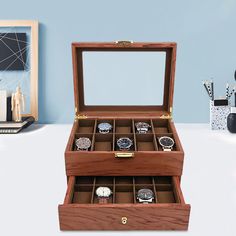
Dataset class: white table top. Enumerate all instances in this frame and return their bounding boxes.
[0,124,236,235]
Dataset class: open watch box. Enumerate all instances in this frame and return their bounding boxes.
[58,42,191,230]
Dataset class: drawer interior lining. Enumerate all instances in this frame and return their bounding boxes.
[68,176,181,204]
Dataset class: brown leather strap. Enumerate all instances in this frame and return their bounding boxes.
[98,197,109,204]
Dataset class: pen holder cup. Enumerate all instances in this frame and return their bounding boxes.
[210,101,231,130]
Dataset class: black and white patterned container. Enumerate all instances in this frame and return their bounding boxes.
[210,101,231,130]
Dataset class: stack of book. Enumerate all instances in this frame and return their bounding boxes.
[0,116,35,134]
[0,90,12,122]
[0,90,34,134]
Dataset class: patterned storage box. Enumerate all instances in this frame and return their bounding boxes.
[210,100,231,130]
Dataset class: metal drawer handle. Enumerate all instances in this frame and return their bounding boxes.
[121,217,128,225]
[115,153,134,158]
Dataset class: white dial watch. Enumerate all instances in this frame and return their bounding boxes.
[96,187,112,204]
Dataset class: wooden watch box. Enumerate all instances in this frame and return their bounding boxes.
[58,42,191,230]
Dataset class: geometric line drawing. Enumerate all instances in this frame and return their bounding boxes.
[0,32,27,70]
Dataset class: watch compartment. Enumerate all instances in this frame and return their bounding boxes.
[58,176,190,230]
[65,118,184,176]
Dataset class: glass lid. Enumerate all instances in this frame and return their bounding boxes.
[72,42,176,117]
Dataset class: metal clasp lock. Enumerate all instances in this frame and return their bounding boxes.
[115,153,134,158]
[121,217,128,225]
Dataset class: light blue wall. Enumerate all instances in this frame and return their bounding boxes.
[1,0,236,123]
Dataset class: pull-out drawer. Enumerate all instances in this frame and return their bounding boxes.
[58,176,190,230]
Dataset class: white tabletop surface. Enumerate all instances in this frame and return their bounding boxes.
[0,124,236,236]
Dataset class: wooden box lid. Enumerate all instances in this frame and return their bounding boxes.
[72,42,176,120]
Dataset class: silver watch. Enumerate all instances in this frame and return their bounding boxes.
[96,187,112,204]
[135,122,151,134]
[158,136,175,151]
[75,137,91,151]
[117,137,133,151]
[137,189,154,204]
[97,122,112,134]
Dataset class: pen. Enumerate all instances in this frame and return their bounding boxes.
[226,83,229,99]
[203,81,212,99]
[206,81,213,100]
[210,80,214,101]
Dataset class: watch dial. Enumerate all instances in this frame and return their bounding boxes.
[159,136,174,147]
[98,122,112,131]
[137,189,154,200]
[96,187,112,197]
[75,137,91,149]
[117,137,133,149]
[135,122,150,129]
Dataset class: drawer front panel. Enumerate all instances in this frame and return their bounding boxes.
[59,204,190,230]
[65,152,183,176]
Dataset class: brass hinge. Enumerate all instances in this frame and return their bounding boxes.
[74,107,87,120]
[160,107,173,119]
[75,114,87,120]
[115,40,133,47]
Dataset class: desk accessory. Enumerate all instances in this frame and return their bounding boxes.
[0,20,39,121]
[227,70,236,133]
[203,80,231,130]
[0,116,34,134]
[58,42,190,230]
[0,90,12,121]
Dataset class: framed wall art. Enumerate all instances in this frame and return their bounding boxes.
[0,20,38,120]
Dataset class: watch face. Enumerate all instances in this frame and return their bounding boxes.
[137,189,154,200]
[117,137,133,150]
[75,137,91,150]
[135,122,150,130]
[159,136,174,148]
[96,187,112,197]
[98,122,112,132]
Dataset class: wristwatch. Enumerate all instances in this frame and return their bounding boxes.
[135,122,151,134]
[117,137,133,151]
[97,122,112,134]
[75,137,91,151]
[158,136,175,151]
[96,187,112,204]
[137,189,154,204]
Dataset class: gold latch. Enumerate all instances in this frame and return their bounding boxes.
[115,152,134,158]
[75,107,87,120]
[115,40,133,47]
[160,107,173,119]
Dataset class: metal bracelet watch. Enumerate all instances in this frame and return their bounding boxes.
[135,122,151,134]
[97,122,112,134]
[137,189,154,204]
[158,136,175,151]
[75,137,91,151]
[96,187,112,204]
[117,137,133,151]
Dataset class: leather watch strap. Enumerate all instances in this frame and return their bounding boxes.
[98,197,109,204]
